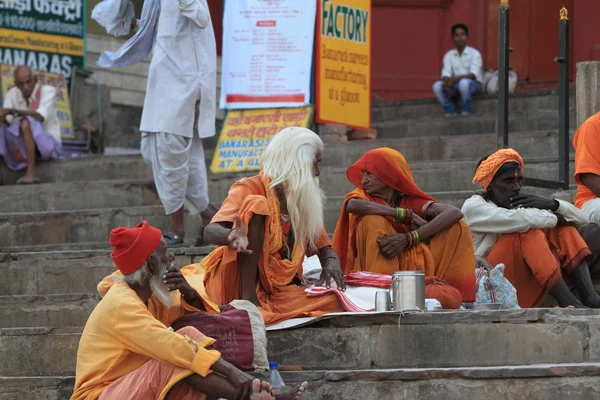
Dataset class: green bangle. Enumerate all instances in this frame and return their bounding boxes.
[393,207,405,223]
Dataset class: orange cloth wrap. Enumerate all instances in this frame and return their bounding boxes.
[573,112,600,208]
[200,174,343,326]
[332,148,476,302]
[472,148,524,189]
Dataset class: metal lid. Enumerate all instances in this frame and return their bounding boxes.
[392,271,425,276]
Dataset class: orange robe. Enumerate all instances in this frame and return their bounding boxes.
[72,280,221,400]
[487,226,592,308]
[201,174,344,326]
[332,148,476,302]
[334,189,477,302]
[574,112,600,208]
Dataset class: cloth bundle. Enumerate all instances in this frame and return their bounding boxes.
[344,271,392,288]
[171,300,269,372]
[475,264,520,310]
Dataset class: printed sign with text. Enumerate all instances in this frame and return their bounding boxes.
[211,106,313,174]
[0,0,86,78]
[316,0,371,129]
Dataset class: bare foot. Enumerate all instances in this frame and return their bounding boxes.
[275,382,309,400]
[250,379,275,400]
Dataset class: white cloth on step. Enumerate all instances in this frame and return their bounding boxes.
[141,132,209,215]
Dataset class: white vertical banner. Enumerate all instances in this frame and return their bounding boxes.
[219,0,317,109]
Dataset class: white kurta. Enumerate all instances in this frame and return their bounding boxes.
[139,0,217,139]
[462,195,589,258]
[3,84,61,143]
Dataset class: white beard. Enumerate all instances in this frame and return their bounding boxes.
[150,261,176,307]
[286,176,326,252]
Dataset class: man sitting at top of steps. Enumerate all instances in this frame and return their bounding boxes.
[72,221,307,400]
[432,23,483,117]
[0,65,61,184]
[199,127,347,326]
[92,0,220,248]
[331,147,477,304]
[463,148,600,308]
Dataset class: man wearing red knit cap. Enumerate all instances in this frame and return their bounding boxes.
[462,150,600,309]
[71,221,288,400]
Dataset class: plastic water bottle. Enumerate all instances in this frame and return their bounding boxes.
[268,361,287,395]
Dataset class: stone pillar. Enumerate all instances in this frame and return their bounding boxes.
[576,61,600,127]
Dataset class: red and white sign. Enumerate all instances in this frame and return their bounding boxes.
[219,0,316,109]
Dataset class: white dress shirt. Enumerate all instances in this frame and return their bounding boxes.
[462,194,589,258]
[3,84,61,143]
[441,46,483,83]
[139,0,217,139]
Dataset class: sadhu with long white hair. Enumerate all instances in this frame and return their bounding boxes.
[200,127,346,326]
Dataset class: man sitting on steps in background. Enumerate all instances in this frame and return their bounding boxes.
[463,149,600,308]
[72,221,308,400]
[432,23,483,117]
[0,65,61,184]
[200,127,347,326]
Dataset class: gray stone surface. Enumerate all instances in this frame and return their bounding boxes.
[0,294,98,328]
[4,363,600,400]
[0,247,214,296]
[371,90,574,123]
[0,377,74,400]
[0,327,81,376]
[0,180,158,213]
[576,61,600,127]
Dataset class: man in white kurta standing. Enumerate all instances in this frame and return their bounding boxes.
[92,0,218,247]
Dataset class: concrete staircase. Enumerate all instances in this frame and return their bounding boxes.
[3,90,600,399]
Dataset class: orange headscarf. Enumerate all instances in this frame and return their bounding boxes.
[333,148,436,273]
[346,148,435,203]
[472,148,524,189]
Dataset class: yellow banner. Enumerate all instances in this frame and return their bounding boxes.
[211,107,313,174]
[316,0,371,129]
[1,64,75,139]
[0,28,84,56]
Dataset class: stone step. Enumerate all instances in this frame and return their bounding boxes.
[0,127,573,188]
[0,206,203,249]
[2,309,599,377]
[371,90,575,122]
[0,179,159,213]
[372,110,576,139]
[0,247,214,296]
[2,362,599,400]
[0,294,97,328]
[0,159,576,249]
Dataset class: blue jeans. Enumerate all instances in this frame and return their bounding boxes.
[432,79,481,114]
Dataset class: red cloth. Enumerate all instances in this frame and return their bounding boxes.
[345,271,392,289]
[109,221,162,275]
[304,287,373,312]
[425,276,463,310]
[171,306,256,372]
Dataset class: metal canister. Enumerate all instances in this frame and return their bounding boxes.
[375,291,391,311]
[392,271,425,312]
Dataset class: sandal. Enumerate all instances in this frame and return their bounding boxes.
[163,231,187,248]
[17,176,41,184]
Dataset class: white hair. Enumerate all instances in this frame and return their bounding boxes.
[261,127,326,252]
[121,251,174,306]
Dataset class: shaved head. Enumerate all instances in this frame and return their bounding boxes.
[13,65,36,98]
[14,65,33,80]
